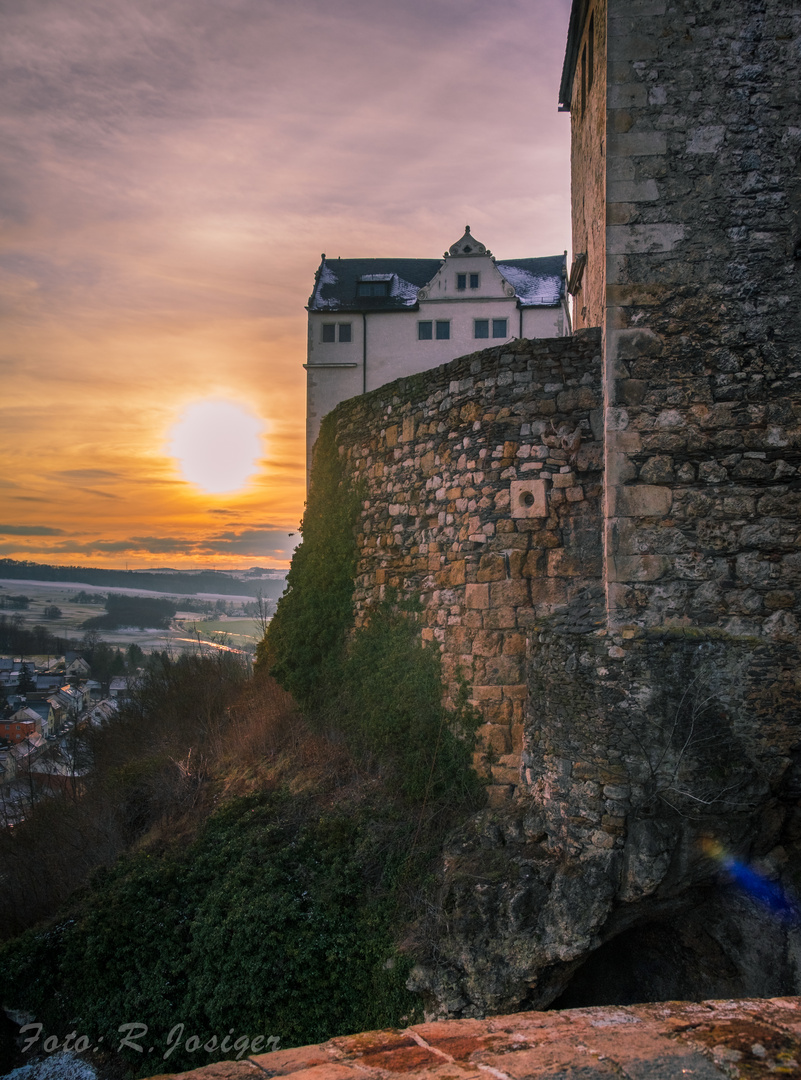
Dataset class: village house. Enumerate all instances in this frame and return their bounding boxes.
[0,707,40,744]
[305,228,570,477]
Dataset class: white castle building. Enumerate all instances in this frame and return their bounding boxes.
[305,227,570,477]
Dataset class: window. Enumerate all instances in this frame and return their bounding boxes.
[435,320,450,340]
[470,273,479,289]
[418,321,433,340]
[492,318,508,338]
[457,273,467,291]
[474,319,489,339]
[357,281,390,297]
[322,323,351,342]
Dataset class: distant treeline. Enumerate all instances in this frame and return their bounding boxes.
[83,595,178,631]
[0,613,78,658]
[0,559,286,599]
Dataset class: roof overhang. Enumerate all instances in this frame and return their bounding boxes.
[558,0,592,112]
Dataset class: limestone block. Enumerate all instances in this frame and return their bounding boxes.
[490,580,530,607]
[485,783,514,808]
[687,125,725,153]
[502,634,527,657]
[384,424,398,448]
[472,631,502,657]
[449,559,466,586]
[607,131,666,157]
[484,656,524,684]
[510,479,547,519]
[607,178,659,202]
[492,762,521,786]
[484,607,518,629]
[465,583,490,609]
[552,473,575,489]
[607,224,685,255]
[477,553,506,583]
[477,723,511,755]
[614,484,673,517]
[472,684,503,701]
[401,415,415,442]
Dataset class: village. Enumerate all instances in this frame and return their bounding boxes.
[0,650,133,826]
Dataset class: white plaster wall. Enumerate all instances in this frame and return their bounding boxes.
[305,253,566,480]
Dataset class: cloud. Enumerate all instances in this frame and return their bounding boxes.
[53,469,122,481]
[0,524,66,535]
[0,0,573,569]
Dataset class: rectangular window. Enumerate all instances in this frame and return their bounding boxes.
[474,319,489,339]
[322,324,335,342]
[492,318,508,338]
[338,323,352,343]
[435,320,450,340]
[470,273,479,289]
[418,320,433,340]
[456,273,466,290]
[357,281,390,297]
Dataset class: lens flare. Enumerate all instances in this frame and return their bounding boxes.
[168,400,264,494]
[701,838,796,920]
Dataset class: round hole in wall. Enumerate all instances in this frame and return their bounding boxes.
[520,490,535,508]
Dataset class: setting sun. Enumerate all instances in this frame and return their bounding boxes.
[167,399,264,494]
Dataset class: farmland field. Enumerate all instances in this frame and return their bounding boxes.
[0,579,272,655]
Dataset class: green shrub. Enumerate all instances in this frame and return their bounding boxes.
[0,792,420,1079]
[258,412,360,703]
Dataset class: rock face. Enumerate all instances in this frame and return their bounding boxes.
[148,998,801,1080]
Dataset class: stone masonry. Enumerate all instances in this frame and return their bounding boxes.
[331,331,602,805]
[284,0,801,1016]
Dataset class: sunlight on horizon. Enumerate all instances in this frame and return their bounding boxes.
[167,399,265,495]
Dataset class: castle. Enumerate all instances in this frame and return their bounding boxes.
[304,231,569,477]
[297,0,801,1012]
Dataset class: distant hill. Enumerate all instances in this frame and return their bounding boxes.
[0,558,286,599]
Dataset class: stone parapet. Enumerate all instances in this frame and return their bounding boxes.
[145,997,801,1080]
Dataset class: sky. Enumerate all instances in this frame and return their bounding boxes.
[0,0,573,572]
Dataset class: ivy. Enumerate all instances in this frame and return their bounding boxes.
[257,412,361,703]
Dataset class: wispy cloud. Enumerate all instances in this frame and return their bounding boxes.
[0,0,572,568]
[0,524,66,535]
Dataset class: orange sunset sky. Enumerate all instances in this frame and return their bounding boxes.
[1,0,573,572]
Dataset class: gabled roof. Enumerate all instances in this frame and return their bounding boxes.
[496,257,566,307]
[308,253,566,313]
[309,258,443,313]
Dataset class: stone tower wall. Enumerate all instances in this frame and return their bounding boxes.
[575,0,801,633]
[326,331,603,805]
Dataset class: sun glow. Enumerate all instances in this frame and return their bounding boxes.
[168,399,264,494]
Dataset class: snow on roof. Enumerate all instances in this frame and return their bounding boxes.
[393,276,422,304]
[309,254,565,312]
[496,262,564,306]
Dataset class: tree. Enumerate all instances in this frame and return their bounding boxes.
[43,605,62,619]
[126,643,145,671]
[17,664,35,696]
